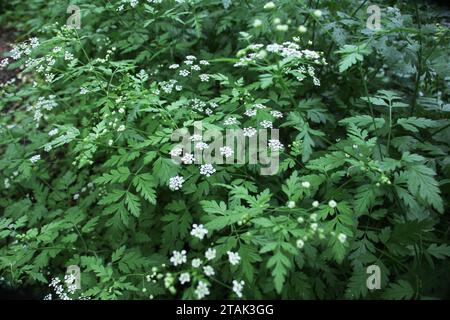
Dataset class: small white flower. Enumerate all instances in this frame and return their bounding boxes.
[200,164,216,177]
[181,153,195,165]
[287,201,295,209]
[302,181,311,188]
[169,250,187,266]
[195,142,209,150]
[190,134,202,142]
[117,125,126,132]
[205,248,216,261]
[298,25,307,33]
[232,280,245,298]
[170,147,183,157]
[243,127,257,137]
[0,58,9,68]
[253,19,263,28]
[296,239,305,249]
[169,64,180,69]
[203,265,215,277]
[64,52,74,61]
[224,117,238,126]
[4,178,10,189]
[190,224,208,240]
[254,103,266,109]
[10,47,21,60]
[192,258,202,268]
[80,87,88,95]
[29,37,40,48]
[169,175,185,191]
[271,110,283,118]
[310,213,317,221]
[328,200,337,208]
[199,74,210,82]
[220,146,234,158]
[30,155,41,164]
[186,55,196,60]
[312,201,319,208]
[260,120,273,129]
[338,233,347,243]
[276,24,289,32]
[268,139,284,151]
[73,194,80,200]
[313,9,322,18]
[310,223,318,231]
[179,273,190,285]
[227,251,241,265]
[195,281,210,299]
[199,60,209,65]
[191,65,201,71]
[264,1,276,10]
[244,109,257,117]
[48,129,59,136]
[45,73,55,83]
[179,69,190,77]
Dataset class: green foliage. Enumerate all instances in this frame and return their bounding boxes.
[0,0,449,300]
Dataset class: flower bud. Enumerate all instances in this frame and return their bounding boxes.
[313,9,322,18]
[298,25,307,33]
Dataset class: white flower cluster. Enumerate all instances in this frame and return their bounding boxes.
[234,41,325,86]
[243,127,257,137]
[169,175,185,191]
[205,248,216,260]
[190,224,208,240]
[224,117,238,126]
[168,55,210,83]
[179,272,190,284]
[181,153,195,164]
[189,98,217,115]
[195,281,210,299]
[27,95,58,126]
[268,139,284,151]
[232,280,245,298]
[220,146,234,158]
[47,277,72,300]
[170,250,187,266]
[30,154,41,164]
[203,265,215,277]
[227,251,241,265]
[160,79,182,94]
[200,164,216,177]
[260,120,273,129]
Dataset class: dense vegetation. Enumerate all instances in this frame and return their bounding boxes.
[0,0,449,300]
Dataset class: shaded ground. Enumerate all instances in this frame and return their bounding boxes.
[0,28,17,83]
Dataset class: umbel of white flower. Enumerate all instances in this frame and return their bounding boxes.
[200,164,216,177]
[195,281,210,299]
[227,251,241,265]
[190,224,208,240]
[169,175,184,191]
[179,273,190,285]
[232,280,245,298]
[205,248,216,260]
[169,250,187,266]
